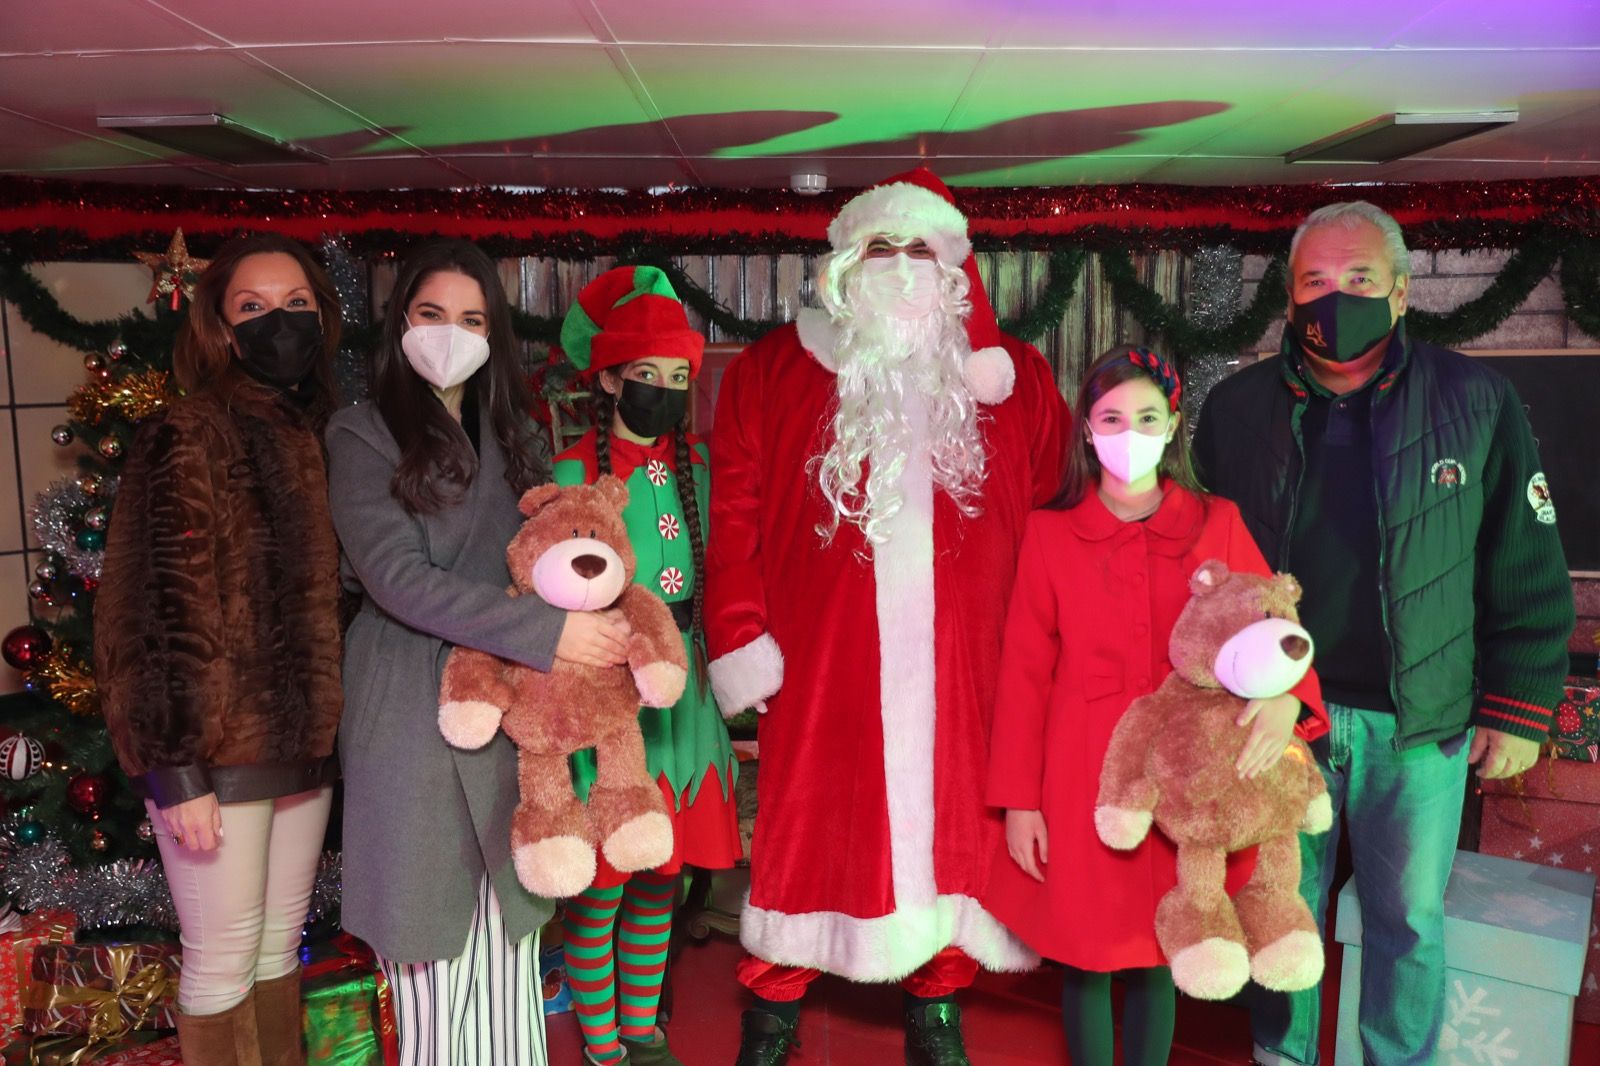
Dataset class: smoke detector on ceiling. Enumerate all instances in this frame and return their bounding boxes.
[790,172,828,195]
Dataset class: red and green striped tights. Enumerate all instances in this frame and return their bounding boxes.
[562,871,677,1063]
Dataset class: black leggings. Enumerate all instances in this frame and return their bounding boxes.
[1059,964,1175,1066]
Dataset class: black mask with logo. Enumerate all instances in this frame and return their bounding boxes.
[232,309,324,388]
[615,379,688,438]
[1288,284,1398,364]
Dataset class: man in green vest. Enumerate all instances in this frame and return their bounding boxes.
[1193,201,1575,1066]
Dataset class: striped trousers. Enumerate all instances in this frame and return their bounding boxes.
[377,876,548,1066]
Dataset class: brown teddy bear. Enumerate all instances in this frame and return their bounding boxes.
[1095,559,1332,1001]
[437,476,686,899]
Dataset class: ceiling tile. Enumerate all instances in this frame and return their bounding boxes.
[1387,0,1600,47]
[594,0,1018,47]
[147,0,600,45]
[0,0,216,55]
[624,45,982,158]
[254,42,656,157]
[442,155,692,189]
[0,111,159,170]
[992,0,1444,48]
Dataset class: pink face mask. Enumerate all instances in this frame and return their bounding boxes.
[857,256,941,320]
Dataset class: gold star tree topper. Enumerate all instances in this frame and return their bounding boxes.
[133,228,210,309]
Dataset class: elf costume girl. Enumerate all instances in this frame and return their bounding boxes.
[553,266,742,1066]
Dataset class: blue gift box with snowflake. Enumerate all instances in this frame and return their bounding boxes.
[1334,849,1595,1066]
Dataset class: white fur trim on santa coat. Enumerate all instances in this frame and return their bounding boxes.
[828,182,971,266]
[707,632,783,718]
[795,309,837,372]
[740,893,1039,982]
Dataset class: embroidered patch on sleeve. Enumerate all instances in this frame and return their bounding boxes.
[1431,458,1467,487]
[1526,472,1557,524]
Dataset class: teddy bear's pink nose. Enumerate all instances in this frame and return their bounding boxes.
[570,554,607,580]
[1281,634,1310,661]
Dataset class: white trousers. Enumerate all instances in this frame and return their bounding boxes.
[377,876,548,1066]
[150,785,334,1015]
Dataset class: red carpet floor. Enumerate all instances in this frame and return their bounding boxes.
[546,932,1600,1064]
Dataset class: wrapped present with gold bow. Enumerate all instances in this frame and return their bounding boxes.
[0,912,75,1036]
[21,943,179,1042]
[1,1030,164,1065]
[300,933,398,1066]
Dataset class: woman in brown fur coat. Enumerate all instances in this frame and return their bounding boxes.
[95,234,344,1066]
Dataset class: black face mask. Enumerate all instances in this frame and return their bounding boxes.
[615,379,688,439]
[1288,285,1398,364]
[231,309,323,388]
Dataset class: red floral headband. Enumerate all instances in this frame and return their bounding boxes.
[1128,347,1182,412]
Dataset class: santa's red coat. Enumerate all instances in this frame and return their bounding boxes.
[704,309,1068,981]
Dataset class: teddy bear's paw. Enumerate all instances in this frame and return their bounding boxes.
[1169,938,1250,1001]
[1094,805,1153,850]
[1251,930,1324,992]
[633,662,688,709]
[438,700,504,750]
[513,836,596,900]
[1300,791,1333,835]
[602,810,674,873]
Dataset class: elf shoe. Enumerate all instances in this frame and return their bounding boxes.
[621,1028,684,1066]
[904,1000,972,1066]
[733,1007,801,1066]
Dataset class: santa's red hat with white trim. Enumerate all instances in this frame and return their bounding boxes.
[827,167,1014,403]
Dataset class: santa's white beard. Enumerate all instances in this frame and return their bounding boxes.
[814,306,988,544]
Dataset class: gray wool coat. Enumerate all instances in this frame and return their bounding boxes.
[326,400,564,963]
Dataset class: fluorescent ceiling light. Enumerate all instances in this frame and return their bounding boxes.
[97,114,325,165]
[1286,111,1518,165]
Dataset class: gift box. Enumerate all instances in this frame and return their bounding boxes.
[1480,758,1600,1023]
[300,934,397,1066]
[1333,849,1595,1065]
[1,1030,164,1065]
[22,943,179,1040]
[1554,678,1600,763]
[538,919,571,1016]
[0,912,74,1036]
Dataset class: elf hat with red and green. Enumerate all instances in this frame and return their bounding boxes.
[560,264,705,377]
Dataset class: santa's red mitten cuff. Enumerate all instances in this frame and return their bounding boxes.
[709,633,784,718]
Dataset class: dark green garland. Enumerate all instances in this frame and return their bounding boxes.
[4,238,1597,373]
[1101,248,1289,355]
[1408,232,1563,347]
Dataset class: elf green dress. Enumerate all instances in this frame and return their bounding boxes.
[554,427,741,888]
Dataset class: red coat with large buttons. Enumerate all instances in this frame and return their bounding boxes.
[984,483,1326,970]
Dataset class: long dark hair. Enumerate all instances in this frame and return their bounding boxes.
[1046,345,1203,511]
[173,233,340,427]
[592,384,709,688]
[373,240,545,513]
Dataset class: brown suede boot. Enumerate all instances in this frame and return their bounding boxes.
[253,971,305,1066]
[175,992,265,1066]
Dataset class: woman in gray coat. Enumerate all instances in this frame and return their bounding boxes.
[327,240,631,1066]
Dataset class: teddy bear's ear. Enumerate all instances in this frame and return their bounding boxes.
[1276,572,1304,603]
[517,484,563,518]
[594,475,630,513]
[1189,559,1231,595]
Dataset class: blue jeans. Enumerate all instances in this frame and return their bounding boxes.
[1250,704,1469,1066]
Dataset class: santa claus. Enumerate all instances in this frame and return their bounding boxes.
[705,169,1069,1065]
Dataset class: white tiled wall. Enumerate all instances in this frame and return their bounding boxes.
[0,262,149,691]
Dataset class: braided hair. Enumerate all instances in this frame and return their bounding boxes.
[591,380,710,691]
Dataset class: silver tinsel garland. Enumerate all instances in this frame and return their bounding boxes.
[28,478,114,581]
[321,234,372,406]
[0,835,343,932]
[1181,245,1248,426]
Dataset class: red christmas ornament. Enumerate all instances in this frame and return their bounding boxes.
[1,626,52,670]
[65,773,108,815]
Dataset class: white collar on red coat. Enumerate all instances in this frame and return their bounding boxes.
[794,308,1016,405]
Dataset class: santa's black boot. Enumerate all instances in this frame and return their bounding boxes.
[733,1007,801,1066]
[904,999,972,1066]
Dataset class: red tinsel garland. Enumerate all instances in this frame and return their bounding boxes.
[1,174,1596,259]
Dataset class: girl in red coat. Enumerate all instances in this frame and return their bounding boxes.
[985,347,1326,1066]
